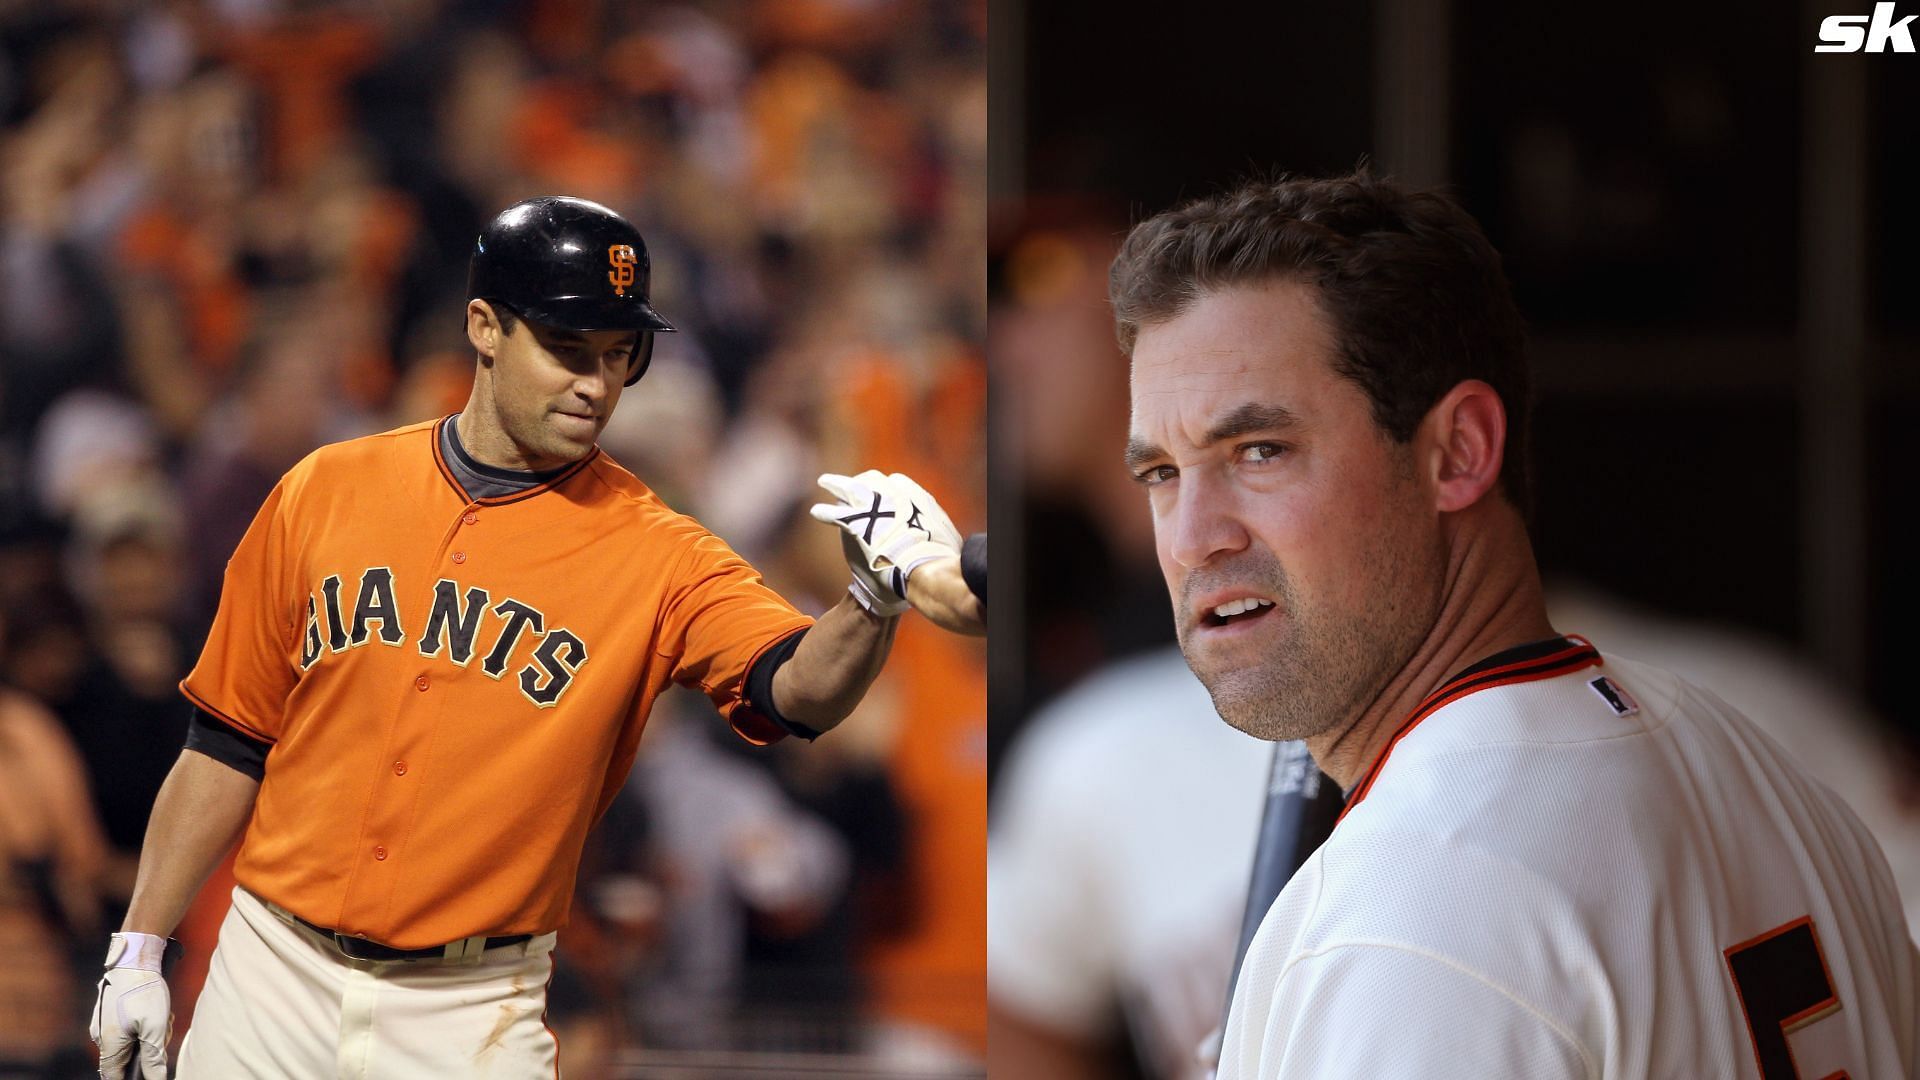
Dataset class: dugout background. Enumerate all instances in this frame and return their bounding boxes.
[988,0,1920,772]
[986,4,1919,1076]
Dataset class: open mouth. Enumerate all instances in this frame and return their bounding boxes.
[1201,597,1277,629]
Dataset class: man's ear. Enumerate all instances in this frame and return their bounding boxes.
[467,300,500,360]
[1422,379,1507,513]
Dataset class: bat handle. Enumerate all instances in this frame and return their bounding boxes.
[1212,740,1344,1063]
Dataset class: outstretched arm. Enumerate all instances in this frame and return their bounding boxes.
[770,595,900,733]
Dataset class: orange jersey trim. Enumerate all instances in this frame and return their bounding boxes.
[1338,635,1603,823]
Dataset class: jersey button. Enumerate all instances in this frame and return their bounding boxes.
[451,551,467,564]
[393,761,408,776]
[373,846,388,861]
[463,512,478,526]
[414,675,430,692]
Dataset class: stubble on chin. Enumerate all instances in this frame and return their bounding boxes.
[517,414,597,465]
[1176,552,1326,743]
[1181,610,1342,744]
[1178,544,1433,746]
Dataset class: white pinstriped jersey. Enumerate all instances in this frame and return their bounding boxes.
[1219,637,1920,1080]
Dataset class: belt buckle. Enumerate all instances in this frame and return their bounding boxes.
[319,922,492,964]
[332,932,372,961]
[443,936,488,965]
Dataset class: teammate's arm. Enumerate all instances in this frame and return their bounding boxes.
[904,538,986,636]
[121,749,260,937]
[770,594,899,732]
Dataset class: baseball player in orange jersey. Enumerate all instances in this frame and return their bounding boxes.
[86,196,968,1079]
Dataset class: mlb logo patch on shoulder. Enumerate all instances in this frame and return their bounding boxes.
[1588,675,1640,717]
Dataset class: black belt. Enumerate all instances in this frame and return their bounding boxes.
[286,912,532,962]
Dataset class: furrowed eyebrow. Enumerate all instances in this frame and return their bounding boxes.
[1124,437,1166,474]
[1204,402,1300,445]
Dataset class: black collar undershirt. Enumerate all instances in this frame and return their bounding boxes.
[439,414,569,501]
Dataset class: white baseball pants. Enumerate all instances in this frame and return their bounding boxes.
[178,887,560,1079]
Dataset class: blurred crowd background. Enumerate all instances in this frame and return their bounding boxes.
[0,0,985,1077]
[987,1,1920,1078]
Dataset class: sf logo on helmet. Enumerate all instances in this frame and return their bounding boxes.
[607,244,638,295]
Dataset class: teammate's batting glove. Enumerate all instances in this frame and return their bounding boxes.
[885,471,963,555]
[809,470,962,617]
[91,932,174,1079]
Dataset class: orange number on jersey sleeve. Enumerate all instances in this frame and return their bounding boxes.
[1724,916,1849,1080]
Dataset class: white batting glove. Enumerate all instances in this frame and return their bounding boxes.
[884,472,963,557]
[809,470,962,616]
[91,932,173,1079]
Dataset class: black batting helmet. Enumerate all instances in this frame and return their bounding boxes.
[467,196,677,386]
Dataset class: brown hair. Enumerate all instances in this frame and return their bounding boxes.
[1110,171,1533,513]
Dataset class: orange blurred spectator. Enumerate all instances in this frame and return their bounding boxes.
[0,684,108,1072]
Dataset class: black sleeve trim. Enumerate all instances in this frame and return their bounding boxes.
[184,706,271,780]
[961,532,987,607]
[744,628,821,740]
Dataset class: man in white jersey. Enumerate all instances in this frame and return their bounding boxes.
[1111,171,1919,1078]
[986,595,1920,1080]
[989,647,1267,1079]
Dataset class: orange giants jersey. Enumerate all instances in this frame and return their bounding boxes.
[182,417,811,949]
